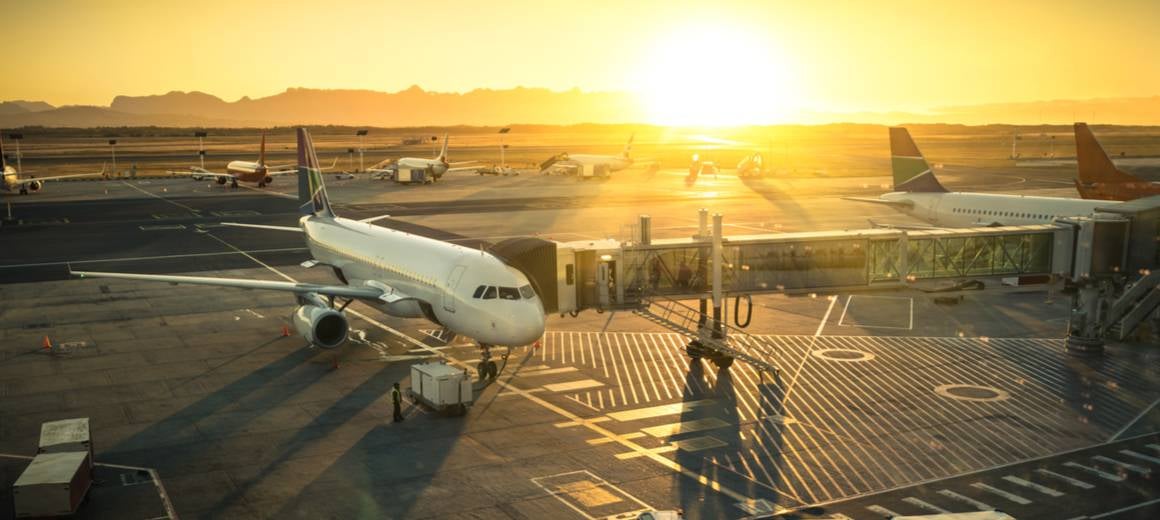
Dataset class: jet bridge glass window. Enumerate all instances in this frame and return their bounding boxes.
[498,287,520,300]
[482,286,497,299]
[473,285,486,298]
[519,284,535,299]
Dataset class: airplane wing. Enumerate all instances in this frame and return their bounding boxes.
[265,169,298,177]
[14,165,106,185]
[447,166,482,173]
[71,270,388,301]
[168,168,234,179]
[867,219,945,231]
[841,196,914,208]
[220,222,303,232]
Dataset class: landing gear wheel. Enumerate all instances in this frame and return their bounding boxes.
[486,360,498,379]
[258,181,266,187]
[686,340,706,360]
[477,361,490,380]
[230,180,239,189]
[711,356,735,369]
[19,188,28,195]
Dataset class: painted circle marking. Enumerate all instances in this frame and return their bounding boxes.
[811,349,875,362]
[934,384,1010,402]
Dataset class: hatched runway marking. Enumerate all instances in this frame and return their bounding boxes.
[970,482,1032,505]
[1002,475,1064,497]
[938,489,994,510]
[1035,468,1095,489]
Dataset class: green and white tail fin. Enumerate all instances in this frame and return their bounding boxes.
[297,128,336,217]
[889,127,947,193]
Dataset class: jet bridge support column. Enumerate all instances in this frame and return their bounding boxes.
[712,214,724,341]
[1066,280,1106,356]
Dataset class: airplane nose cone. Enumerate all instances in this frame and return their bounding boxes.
[511,305,546,346]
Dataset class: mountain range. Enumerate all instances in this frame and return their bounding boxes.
[2,87,1160,127]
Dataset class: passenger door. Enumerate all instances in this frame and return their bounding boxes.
[443,265,466,313]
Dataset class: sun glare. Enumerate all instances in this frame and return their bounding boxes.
[635,24,800,127]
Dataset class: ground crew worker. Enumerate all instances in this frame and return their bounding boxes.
[391,382,404,422]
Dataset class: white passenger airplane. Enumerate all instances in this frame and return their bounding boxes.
[75,128,545,377]
[168,133,335,188]
[844,127,1117,227]
[1,137,103,195]
[539,134,635,176]
[375,133,476,180]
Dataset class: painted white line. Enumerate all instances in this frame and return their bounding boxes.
[781,295,838,406]
[937,489,993,510]
[518,366,579,377]
[1002,475,1064,497]
[543,379,604,392]
[139,224,187,231]
[902,497,950,513]
[1090,498,1160,519]
[1148,444,1160,454]
[1063,461,1124,482]
[1092,455,1151,476]
[1111,397,1160,441]
[970,482,1031,505]
[245,309,265,319]
[0,247,309,269]
[865,505,901,517]
[1034,468,1094,489]
[1120,449,1160,465]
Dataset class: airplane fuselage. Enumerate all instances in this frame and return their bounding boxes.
[396,158,448,178]
[301,215,545,346]
[225,161,274,184]
[882,191,1116,227]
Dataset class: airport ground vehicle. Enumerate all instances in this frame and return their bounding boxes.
[397,168,434,184]
[408,362,473,416]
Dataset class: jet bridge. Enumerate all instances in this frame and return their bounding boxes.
[503,202,1158,374]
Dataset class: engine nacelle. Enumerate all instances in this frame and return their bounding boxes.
[216,177,227,185]
[291,304,349,349]
[26,180,43,192]
[263,176,273,184]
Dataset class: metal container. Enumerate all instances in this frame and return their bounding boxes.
[13,451,92,517]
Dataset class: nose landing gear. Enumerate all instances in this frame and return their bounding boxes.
[477,343,500,381]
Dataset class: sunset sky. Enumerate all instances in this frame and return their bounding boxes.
[7,0,1160,125]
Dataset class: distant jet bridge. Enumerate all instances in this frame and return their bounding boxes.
[491,199,1160,373]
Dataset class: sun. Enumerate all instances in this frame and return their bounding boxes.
[634,24,801,127]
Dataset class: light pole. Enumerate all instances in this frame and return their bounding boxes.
[194,131,208,169]
[108,139,118,176]
[498,127,510,168]
[356,130,368,172]
[347,148,356,171]
[7,133,23,173]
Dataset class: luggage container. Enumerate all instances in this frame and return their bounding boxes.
[408,361,473,416]
[38,418,92,473]
[12,452,92,518]
[397,168,432,185]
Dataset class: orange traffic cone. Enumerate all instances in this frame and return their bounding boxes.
[533,339,542,350]
[42,336,53,351]
[281,324,291,337]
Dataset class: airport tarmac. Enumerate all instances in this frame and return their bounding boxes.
[1,167,1158,519]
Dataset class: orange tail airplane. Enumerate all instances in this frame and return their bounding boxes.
[1074,122,1160,201]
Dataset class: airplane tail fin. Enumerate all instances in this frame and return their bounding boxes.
[259,132,267,166]
[297,128,336,218]
[435,133,449,163]
[623,133,634,158]
[889,127,947,193]
[1075,122,1137,185]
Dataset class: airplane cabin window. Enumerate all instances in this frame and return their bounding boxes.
[498,287,520,300]
[519,285,535,299]
[473,285,486,298]
[482,286,497,299]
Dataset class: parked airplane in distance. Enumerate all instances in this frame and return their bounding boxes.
[372,133,477,180]
[169,133,334,188]
[1,137,103,195]
[1074,122,1160,201]
[844,127,1117,227]
[75,128,544,378]
[539,134,635,177]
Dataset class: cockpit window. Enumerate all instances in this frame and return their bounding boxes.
[472,285,486,298]
[498,287,520,300]
[519,285,535,299]
[482,286,497,299]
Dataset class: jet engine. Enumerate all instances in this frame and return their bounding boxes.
[25,180,43,192]
[216,177,228,185]
[263,176,273,184]
[292,304,349,349]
